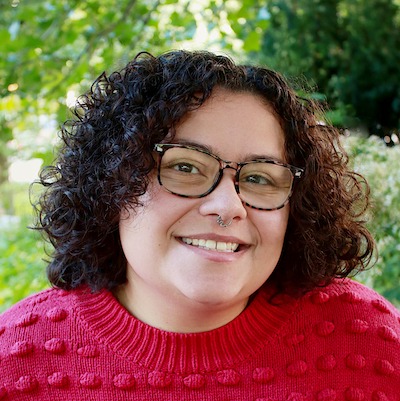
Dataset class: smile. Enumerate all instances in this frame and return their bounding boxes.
[181,237,240,252]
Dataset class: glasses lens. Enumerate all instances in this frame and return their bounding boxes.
[159,147,220,196]
[238,162,293,209]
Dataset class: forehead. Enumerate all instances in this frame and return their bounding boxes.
[173,88,286,162]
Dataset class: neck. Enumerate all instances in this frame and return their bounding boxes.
[113,281,249,333]
[74,284,297,374]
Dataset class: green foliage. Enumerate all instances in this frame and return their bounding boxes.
[1,0,242,167]
[260,0,400,132]
[0,182,49,312]
[343,135,400,306]
[1,182,34,215]
[0,217,48,313]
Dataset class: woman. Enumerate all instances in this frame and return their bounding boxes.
[0,50,399,400]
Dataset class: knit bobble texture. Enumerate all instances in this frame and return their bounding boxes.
[216,369,241,385]
[10,340,34,356]
[79,372,102,388]
[316,388,337,401]
[183,374,205,389]
[46,307,68,322]
[148,371,172,388]
[113,373,136,389]
[252,367,275,383]
[286,360,308,377]
[314,320,335,336]
[372,390,391,401]
[15,375,38,393]
[47,372,69,388]
[345,353,366,370]
[346,319,369,333]
[15,313,38,328]
[44,338,66,354]
[316,354,337,371]
[0,279,399,400]
[77,345,100,357]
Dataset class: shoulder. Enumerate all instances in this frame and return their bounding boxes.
[0,288,77,354]
[308,278,399,316]
[0,289,74,348]
[298,278,400,327]
[294,278,400,356]
[0,288,77,388]
[0,287,74,329]
[274,279,400,393]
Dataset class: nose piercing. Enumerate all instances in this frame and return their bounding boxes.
[217,215,232,228]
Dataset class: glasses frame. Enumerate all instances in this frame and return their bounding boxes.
[153,143,304,211]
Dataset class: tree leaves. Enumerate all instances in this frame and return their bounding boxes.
[344,134,400,306]
[259,0,400,134]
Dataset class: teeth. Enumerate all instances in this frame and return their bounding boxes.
[181,237,239,252]
[216,241,226,251]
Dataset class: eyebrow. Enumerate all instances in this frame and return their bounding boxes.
[172,139,287,164]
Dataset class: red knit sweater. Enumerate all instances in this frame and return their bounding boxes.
[0,278,399,400]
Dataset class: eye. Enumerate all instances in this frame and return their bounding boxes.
[172,162,200,174]
[242,173,274,186]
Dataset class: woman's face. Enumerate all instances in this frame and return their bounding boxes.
[118,88,290,332]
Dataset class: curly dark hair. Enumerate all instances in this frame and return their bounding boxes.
[34,50,375,295]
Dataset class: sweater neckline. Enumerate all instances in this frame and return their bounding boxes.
[74,286,298,374]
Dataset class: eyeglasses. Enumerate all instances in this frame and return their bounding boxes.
[153,143,304,211]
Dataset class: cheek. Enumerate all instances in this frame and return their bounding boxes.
[119,183,163,228]
[258,206,289,246]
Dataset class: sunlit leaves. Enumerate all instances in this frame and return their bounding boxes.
[0,0,250,169]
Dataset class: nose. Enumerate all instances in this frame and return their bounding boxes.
[198,169,247,223]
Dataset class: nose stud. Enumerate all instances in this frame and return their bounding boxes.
[216,215,232,228]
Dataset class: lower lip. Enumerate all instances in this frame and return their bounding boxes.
[178,239,246,263]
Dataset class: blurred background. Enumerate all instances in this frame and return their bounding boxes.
[0,0,399,312]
